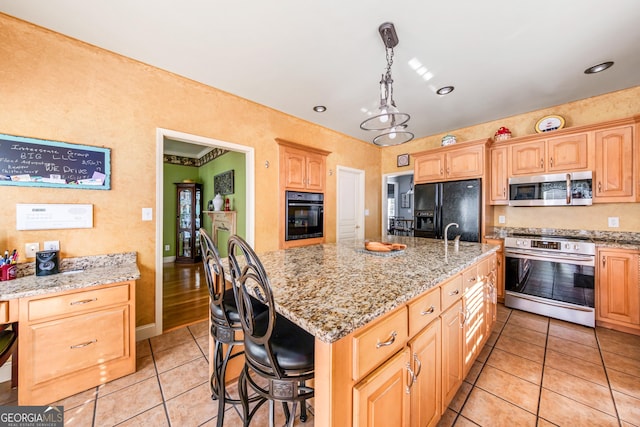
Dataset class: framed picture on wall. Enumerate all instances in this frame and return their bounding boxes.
[214,170,234,195]
[401,192,411,208]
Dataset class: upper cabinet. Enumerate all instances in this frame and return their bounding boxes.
[414,140,487,184]
[277,139,330,192]
[593,125,634,202]
[510,133,589,176]
[489,115,639,205]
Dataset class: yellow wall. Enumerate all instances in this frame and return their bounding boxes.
[0,14,382,326]
[382,87,640,232]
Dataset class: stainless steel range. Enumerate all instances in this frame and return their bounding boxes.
[504,234,596,327]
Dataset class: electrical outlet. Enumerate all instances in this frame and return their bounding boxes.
[608,217,619,228]
[44,240,60,251]
[498,215,506,224]
[25,242,39,258]
[164,244,170,251]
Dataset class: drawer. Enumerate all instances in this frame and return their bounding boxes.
[462,265,479,294]
[27,282,131,322]
[352,307,408,381]
[408,287,441,337]
[441,274,463,309]
[29,306,130,385]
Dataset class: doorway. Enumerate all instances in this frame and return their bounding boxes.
[146,128,255,339]
[382,171,414,236]
[336,166,365,241]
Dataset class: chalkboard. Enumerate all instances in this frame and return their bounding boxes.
[0,133,111,190]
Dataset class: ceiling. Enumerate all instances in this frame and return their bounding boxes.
[2,0,640,151]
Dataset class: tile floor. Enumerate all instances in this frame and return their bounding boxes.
[0,304,638,426]
[439,304,640,427]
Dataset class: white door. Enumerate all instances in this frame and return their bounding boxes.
[337,166,365,241]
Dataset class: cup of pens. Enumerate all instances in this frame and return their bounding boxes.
[1,250,18,281]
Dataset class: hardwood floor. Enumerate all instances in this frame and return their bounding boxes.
[162,261,209,332]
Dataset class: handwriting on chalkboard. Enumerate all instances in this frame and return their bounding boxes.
[0,133,111,190]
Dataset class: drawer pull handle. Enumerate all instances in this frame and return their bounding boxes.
[70,298,97,306]
[468,277,476,282]
[376,331,397,349]
[421,305,435,316]
[71,339,97,349]
[448,289,459,296]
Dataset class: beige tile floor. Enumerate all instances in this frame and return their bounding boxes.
[439,304,640,427]
[0,304,638,426]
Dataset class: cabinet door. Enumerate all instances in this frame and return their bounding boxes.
[305,152,326,191]
[597,249,639,326]
[409,318,441,427]
[463,280,485,377]
[594,126,634,202]
[489,147,508,204]
[353,348,410,427]
[547,133,589,172]
[510,141,545,175]
[440,300,463,412]
[282,148,307,190]
[446,145,484,179]
[414,153,445,183]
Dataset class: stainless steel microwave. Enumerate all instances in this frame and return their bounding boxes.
[509,171,593,206]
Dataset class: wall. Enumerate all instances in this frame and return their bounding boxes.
[382,86,640,233]
[0,14,382,328]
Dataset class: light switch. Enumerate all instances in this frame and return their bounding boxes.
[607,217,619,227]
[142,208,153,221]
[498,215,506,224]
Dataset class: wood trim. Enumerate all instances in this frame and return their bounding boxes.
[490,115,640,147]
[413,138,491,158]
[275,138,332,157]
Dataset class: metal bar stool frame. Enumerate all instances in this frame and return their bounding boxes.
[228,235,314,427]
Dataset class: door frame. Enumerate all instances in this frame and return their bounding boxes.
[381,171,413,237]
[141,128,255,340]
[336,165,365,241]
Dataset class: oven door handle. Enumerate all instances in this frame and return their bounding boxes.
[505,250,595,265]
[287,202,322,207]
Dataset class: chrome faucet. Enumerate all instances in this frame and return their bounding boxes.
[444,223,459,247]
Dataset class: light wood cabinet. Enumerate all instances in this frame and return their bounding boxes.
[18,281,136,405]
[353,349,411,427]
[593,125,635,202]
[440,300,463,412]
[510,133,589,176]
[596,248,640,334]
[414,141,486,184]
[484,239,504,303]
[489,146,508,204]
[461,264,485,377]
[277,139,330,192]
[409,318,441,427]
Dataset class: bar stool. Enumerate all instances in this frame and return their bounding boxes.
[227,235,314,427]
[199,230,261,427]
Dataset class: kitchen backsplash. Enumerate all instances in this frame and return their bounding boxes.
[14,252,137,278]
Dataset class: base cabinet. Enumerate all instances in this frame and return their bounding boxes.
[409,318,441,427]
[18,281,136,405]
[596,248,640,333]
[440,300,463,411]
[353,349,411,427]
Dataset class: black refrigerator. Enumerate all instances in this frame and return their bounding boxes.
[413,179,481,242]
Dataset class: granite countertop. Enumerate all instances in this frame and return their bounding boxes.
[486,227,640,250]
[236,237,498,344]
[0,252,140,300]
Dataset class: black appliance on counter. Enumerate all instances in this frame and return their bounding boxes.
[285,191,324,241]
[413,179,481,242]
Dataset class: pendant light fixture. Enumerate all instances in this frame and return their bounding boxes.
[360,22,414,146]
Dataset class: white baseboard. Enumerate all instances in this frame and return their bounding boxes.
[0,359,12,383]
[136,323,161,341]
[163,256,176,263]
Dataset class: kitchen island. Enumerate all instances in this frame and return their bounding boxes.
[219,236,499,426]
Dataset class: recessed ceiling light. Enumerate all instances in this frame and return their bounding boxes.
[313,105,327,112]
[584,61,614,74]
[436,86,455,95]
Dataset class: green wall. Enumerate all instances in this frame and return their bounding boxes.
[162,151,246,259]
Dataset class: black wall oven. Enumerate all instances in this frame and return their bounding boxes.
[504,235,596,327]
[285,191,324,241]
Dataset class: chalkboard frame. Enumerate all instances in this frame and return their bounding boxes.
[0,133,111,190]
